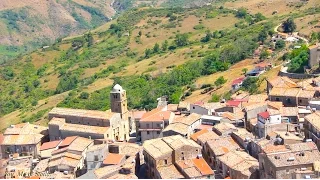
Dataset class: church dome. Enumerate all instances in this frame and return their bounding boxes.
[112,84,123,92]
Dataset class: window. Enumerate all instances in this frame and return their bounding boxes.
[147,131,150,135]
[157,131,160,134]
[299,99,302,103]
[94,155,99,161]
[157,124,160,127]
[276,98,280,101]
[146,124,150,128]
[193,106,195,109]
[164,159,168,164]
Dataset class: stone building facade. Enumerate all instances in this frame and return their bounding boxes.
[143,135,214,179]
[48,84,130,141]
[309,44,320,68]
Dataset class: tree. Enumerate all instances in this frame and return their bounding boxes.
[214,76,227,87]
[201,30,212,43]
[275,40,286,50]
[254,13,266,22]
[242,68,248,75]
[282,18,296,33]
[145,48,152,58]
[260,50,270,60]
[153,43,160,53]
[138,31,142,37]
[236,8,247,18]
[211,94,220,102]
[162,40,169,51]
[258,30,268,43]
[241,77,259,94]
[80,92,89,99]
[175,33,189,47]
[85,32,94,47]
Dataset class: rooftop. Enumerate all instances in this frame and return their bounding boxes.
[67,137,93,152]
[231,128,254,141]
[232,77,246,85]
[226,100,241,107]
[176,158,214,178]
[247,94,268,103]
[222,111,245,121]
[178,101,190,109]
[140,107,173,122]
[258,111,270,119]
[59,136,78,147]
[103,153,125,165]
[243,102,266,111]
[280,107,298,117]
[190,129,209,142]
[206,137,241,156]
[162,123,189,136]
[162,135,200,150]
[173,113,201,125]
[269,87,300,97]
[266,150,320,168]
[274,131,303,141]
[267,76,298,88]
[59,120,110,134]
[267,101,283,110]
[131,110,146,120]
[87,144,108,152]
[40,140,62,151]
[143,138,173,159]
[197,131,220,144]
[218,150,258,172]
[48,152,82,168]
[203,102,226,110]
[2,134,43,145]
[305,112,320,131]
[4,123,47,135]
[112,84,124,93]
[212,122,237,135]
[167,104,179,112]
[157,164,184,179]
[49,107,115,121]
[94,165,121,179]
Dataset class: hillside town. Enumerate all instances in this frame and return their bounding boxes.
[2,60,320,179]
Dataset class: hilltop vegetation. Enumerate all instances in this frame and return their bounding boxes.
[0,0,319,130]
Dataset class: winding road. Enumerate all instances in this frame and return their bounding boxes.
[274,23,309,46]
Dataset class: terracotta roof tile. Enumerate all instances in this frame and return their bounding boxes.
[232,77,245,85]
[59,136,77,147]
[103,153,125,165]
[49,107,115,121]
[258,111,270,119]
[40,140,62,151]
[226,100,241,107]
[140,108,173,122]
[167,104,178,112]
[132,110,146,120]
[267,77,298,88]
[190,129,209,142]
[157,164,184,179]
[192,158,214,175]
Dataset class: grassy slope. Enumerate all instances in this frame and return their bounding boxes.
[0,0,319,131]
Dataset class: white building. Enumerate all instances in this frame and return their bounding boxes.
[257,110,282,138]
